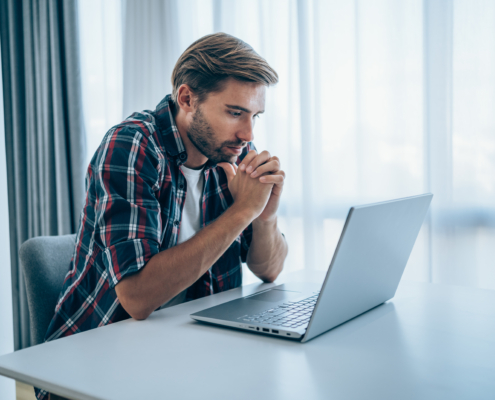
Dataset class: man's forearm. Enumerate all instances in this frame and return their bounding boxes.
[116,204,254,320]
[246,217,288,282]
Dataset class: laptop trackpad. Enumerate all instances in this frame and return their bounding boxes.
[246,289,301,303]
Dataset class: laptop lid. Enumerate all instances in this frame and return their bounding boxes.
[301,193,433,342]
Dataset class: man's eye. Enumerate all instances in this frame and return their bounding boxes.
[229,111,242,117]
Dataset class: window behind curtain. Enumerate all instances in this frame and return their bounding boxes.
[78,0,495,290]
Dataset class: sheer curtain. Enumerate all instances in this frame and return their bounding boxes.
[78,0,495,289]
[78,0,124,167]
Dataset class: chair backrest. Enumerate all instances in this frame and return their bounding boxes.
[19,234,76,346]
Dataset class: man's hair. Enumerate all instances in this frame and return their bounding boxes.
[171,32,278,107]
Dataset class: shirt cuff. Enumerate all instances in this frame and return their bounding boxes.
[102,238,160,289]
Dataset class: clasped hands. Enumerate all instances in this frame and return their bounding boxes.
[218,150,285,223]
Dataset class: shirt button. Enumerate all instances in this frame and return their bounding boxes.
[174,220,179,226]
[179,184,184,189]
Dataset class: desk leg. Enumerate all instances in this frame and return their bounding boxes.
[16,381,36,400]
[16,381,71,400]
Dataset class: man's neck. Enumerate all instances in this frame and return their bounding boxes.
[174,108,208,169]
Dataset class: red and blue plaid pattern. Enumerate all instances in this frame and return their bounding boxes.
[35,95,254,399]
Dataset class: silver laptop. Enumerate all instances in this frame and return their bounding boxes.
[190,193,433,343]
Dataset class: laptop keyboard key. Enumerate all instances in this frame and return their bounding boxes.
[242,293,321,328]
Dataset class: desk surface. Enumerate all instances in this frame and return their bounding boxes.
[1,270,495,400]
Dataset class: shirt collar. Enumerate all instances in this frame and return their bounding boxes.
[154,95,188,166]
[153,94,218,170]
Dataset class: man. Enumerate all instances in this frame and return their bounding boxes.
[37,32,287,400]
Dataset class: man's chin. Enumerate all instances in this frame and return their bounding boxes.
[212,153,238,165]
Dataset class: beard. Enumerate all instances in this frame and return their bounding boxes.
[187,106,245,164]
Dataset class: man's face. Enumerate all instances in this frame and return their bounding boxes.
[187,78,266,164]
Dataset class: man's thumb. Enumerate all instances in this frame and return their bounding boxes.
[217,162,236,183]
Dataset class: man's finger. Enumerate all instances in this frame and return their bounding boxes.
[239,149,258,172]
[250,159,280,177]
[259,175,284,184]
[217,162,236,183]
[245,150,271,174]
[259,170,285,183]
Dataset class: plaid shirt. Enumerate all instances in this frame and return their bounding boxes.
[36,95,254,399]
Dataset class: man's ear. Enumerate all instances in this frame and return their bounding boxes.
[176,84,196,114]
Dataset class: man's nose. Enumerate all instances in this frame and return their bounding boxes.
[237,118,255,143]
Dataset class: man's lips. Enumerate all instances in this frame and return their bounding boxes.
[226,146,243,155]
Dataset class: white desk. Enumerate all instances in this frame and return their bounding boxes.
[1,270,495,400]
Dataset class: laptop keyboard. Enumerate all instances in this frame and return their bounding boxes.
[238,292,320,330]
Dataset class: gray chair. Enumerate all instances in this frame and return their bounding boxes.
[19,234,76,346]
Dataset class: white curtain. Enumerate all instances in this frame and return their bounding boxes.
[78,0,124,167]
[78,0,495,289]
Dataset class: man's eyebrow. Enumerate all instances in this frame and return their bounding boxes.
[225,104,265,114]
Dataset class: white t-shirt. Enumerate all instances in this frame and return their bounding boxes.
[159,164,205,309]
[177,165,205,244]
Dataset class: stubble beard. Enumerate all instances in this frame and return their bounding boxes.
[187,106,245,165]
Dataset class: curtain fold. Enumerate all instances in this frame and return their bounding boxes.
[123,0,181,118]
[0,0,86,350]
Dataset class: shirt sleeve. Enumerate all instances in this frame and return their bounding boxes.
[93,125,163,289]
[237,142,257,263]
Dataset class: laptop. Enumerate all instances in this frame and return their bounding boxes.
[190,193,433,343]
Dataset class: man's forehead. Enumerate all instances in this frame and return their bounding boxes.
[213,79,266,112]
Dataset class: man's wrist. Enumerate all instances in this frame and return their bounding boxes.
[252,215,277,230]
[228,203,258,226]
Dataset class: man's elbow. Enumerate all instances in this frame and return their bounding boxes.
[260,274,277,284]
[258,263,283,283]
[115,282,152,321]
[120,298,152,321]
[127,308,151,321]
[261,242,288,283]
